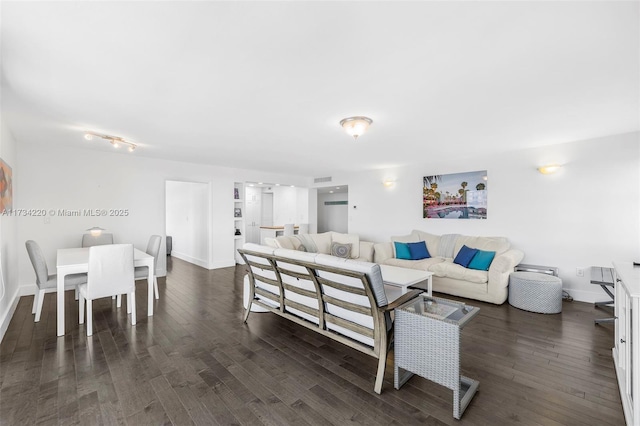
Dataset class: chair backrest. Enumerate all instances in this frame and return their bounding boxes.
[86,244,134,300]
[145,235,162,274]
[298,223,309,234]
[25,240,49,287]
[283,223,294,237]
[82,233,114,248]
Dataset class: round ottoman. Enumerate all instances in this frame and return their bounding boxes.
[509,271,562,314]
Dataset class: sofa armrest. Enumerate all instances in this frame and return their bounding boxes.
[487,249,525,297]
[373,242,393,264]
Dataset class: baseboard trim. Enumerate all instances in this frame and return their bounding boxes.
[209,259,236,270]
[0,287,21,344]
[171,251,209,269]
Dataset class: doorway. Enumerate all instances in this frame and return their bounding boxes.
[317,186,348,233]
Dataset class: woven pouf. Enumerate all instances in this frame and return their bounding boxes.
[509,271,562,314]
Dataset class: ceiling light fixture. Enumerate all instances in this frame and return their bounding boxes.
[86,226,105,237]
[340,116,373,140]
[84,131,137,152]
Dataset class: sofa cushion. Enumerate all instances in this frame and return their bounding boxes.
[411,230,441,258]
[407,241,430,260]
[430,261,488,284]
[331,232,360,258]
[274,236,297,250]
[453,245,478,268]
[391,233,419,257]
[309,232,333,254]
[295,234,318,253]
[358,241,375,263]
[394,242,412,259]
[384,257,444,270]
[454,236,510,257]
[331,242,352,259]
[468,249,496,271]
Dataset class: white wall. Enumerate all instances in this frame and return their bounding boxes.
[317,192,349,233]
[324,132,640,302]
[165,180,209,267]
[0,118,19,342]
[15,143,310,293]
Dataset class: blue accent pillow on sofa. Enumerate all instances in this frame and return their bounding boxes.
[453,245,478,268]
[394,242,412,259]
[407,241,430,260]
[468,249,496,271]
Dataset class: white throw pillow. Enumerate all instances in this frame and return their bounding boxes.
[332,233,360,258]
[309,232,333,254]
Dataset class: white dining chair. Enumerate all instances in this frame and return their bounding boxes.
[25,240,87,322]
[81,233,114,247]
[298,223,309,234]
[135,235,162,299]
[283,223,295,237]
[78,244,135,336]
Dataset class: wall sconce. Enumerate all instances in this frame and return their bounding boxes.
[86,226,105,236]
[84,131,137,152]
[537,164,562,175]
[383,179,396,188]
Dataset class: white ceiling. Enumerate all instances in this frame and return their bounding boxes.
[2,1,638,178]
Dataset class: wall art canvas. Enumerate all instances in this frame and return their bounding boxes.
[423,170,487,219]
[0,158,13,213]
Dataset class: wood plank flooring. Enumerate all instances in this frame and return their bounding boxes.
[0,257,625,425]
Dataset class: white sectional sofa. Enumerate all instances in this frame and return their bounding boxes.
[266,231,375,262]
[374,230,524,305]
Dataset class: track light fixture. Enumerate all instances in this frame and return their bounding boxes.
[84,131,137,152]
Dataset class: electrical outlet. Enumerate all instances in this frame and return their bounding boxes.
[576,267,584,277]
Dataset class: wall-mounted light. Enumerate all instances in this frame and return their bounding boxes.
[383,178,396,188]
[84,131,137,152]
[86,226,106,237]
[340,116,373,140]
[537,164,562,175]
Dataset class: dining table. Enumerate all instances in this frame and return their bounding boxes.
[56,247,154,336]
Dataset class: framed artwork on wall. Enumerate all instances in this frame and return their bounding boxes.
[234,207,242,218]
[0,158,13,213]
[423,170,487,219]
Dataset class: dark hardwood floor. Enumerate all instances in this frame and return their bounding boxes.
[0,257,625,425]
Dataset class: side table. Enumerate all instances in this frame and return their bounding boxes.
[394,294,480,419]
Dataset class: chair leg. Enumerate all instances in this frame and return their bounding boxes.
[126,293,132,314]
[79,293,85,324]
[34,289,46,322]
[75,288,79,301]
[117,294,122,308]
[154,276,159,300]
[86,300,93,336]
[130,292,136,326]
[32,290,39,314]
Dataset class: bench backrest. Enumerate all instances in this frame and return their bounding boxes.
[239,244,389,349]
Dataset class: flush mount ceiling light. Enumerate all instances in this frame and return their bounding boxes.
[84,131,137,152]
[340,116,373,140]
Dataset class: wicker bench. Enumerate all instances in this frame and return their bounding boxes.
[509,271,563,314]
[238,243,421,394]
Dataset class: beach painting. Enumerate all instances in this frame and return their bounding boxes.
[423,170,487,219]
[0,158,12,213]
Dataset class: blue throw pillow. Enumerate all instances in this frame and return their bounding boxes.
[394,241,411,260]
[453,245,479,268]
[468,249,496,271]
[407,241,430,260]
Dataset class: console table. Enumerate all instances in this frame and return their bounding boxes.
[590,266,615,324]
[394,295,479,419]
[612,261,640,425]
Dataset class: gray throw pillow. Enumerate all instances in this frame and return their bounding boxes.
[331,242,352,258]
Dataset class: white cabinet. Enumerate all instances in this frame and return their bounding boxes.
[234,182,245,264]
[612,261,640,425]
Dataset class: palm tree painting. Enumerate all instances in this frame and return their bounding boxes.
[423,170,487,219]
